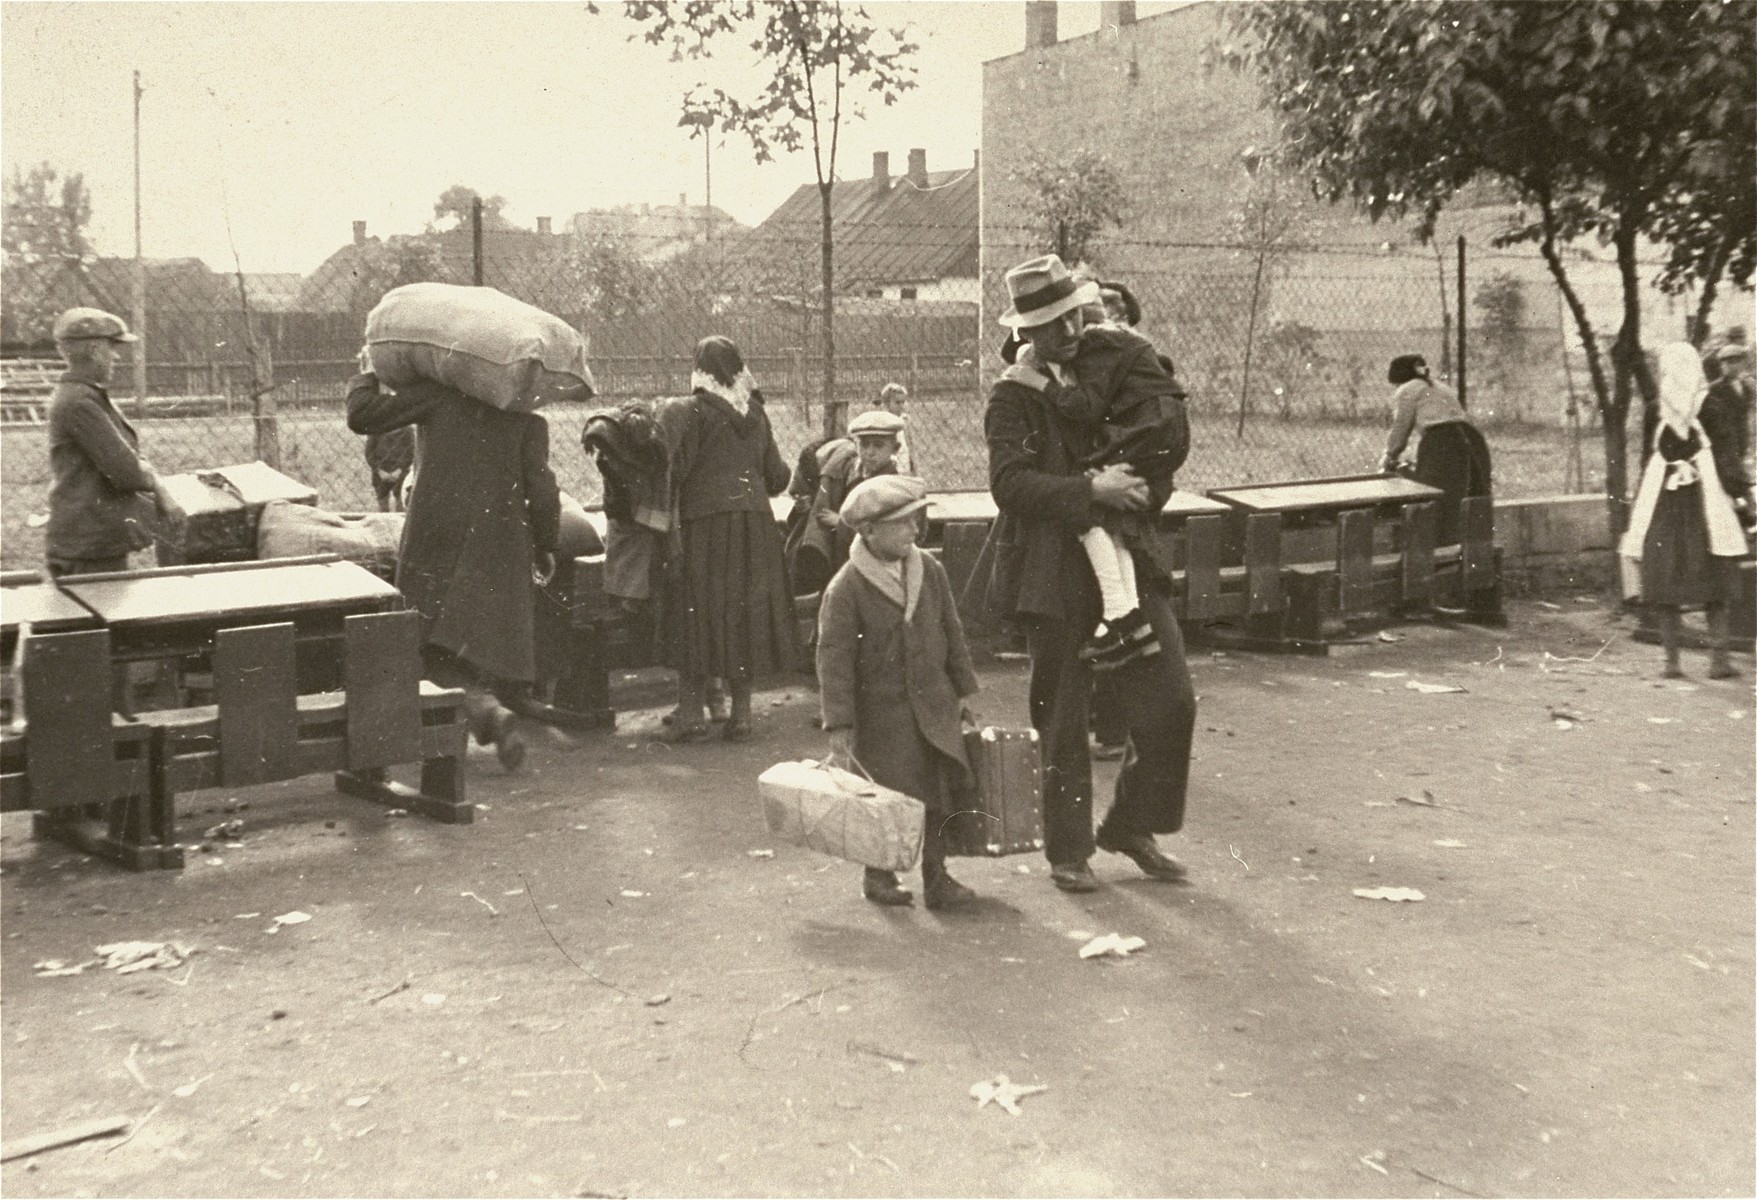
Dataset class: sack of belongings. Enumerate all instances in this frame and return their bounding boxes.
[365,282,595,413]
[256,500,403,579]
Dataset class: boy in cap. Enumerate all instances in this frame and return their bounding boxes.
[817,474,980,909]
[45,307,159,577]
[803,408,907,582]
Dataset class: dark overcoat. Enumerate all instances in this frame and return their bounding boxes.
[347,373,560,683]
[983,360,1184,626]
[46,370,157,560]
[816,551,978,795]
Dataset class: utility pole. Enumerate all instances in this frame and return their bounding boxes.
[132,70,147,418]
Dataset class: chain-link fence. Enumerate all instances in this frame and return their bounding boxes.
[2,215,1700,570]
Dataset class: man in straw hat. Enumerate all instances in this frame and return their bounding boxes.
[45,307,160,578]
[980,253,1198,894]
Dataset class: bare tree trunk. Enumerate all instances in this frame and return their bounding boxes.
[1689,233,1733,348]
[1432,240,1451,378]
[1603,220,1654,536]
[1236,246,1268,438]
[819,183,840,439]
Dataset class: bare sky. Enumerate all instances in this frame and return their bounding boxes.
[2,1,1180,274]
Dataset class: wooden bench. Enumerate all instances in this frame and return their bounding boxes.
[1,610,471,871]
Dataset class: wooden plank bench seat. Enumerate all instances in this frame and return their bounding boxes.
[0,610,470,871]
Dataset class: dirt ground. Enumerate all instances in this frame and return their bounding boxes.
[1,597,1752,1199]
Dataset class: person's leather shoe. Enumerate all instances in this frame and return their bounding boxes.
[1096,830,1187,880]
[923,872,976,910]
[863,869,914,906]
[491,711,527,772]
[722,718,753,742]
[1050,861,1100,893]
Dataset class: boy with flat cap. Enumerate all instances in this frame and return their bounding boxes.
[45,307,159,577]
[800,408,907,586]
[817,474,980,909]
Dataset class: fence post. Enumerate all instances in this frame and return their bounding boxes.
[1456,235,1467,409]
[791,345,809,429]
[908,351,919,400]
[252,338,280,469]
[472,199,485,286]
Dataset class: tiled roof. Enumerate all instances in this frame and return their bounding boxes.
[736,165,978,290]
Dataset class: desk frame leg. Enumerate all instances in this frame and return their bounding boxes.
[32,730,185,871]
[335,764,474,825]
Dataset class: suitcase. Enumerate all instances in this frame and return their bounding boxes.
[758,759,925,872]
[946,726,1044,857]
[153,461,318,565]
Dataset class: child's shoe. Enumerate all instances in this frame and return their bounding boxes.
[1082,609,1160,671]
[863,868,914,906]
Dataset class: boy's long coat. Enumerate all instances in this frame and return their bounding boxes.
[816,552,979,792]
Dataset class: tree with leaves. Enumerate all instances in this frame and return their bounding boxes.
[626,0,917,436]
[1224,0,1756,523]
[1230,144,1310,435]
[1472,271,1528,405]
[349,236,452,318]
[431,184,511,232]
[2,162,96,346]
[565,232,659,325]
[1011,149,1127,268]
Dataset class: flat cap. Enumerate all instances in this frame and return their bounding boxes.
[53,307,137,343]
[841,473,930,527]
[847,409,905,439]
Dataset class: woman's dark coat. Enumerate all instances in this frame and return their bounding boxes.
[347,373,560,683]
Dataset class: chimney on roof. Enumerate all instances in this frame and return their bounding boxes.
[907,148,927,187]
[679,192,687,208]
[537,216,552,235]
[1100,1,1136,29]
[873,151,890,185]
[1025,1,1057,48]
[352,220,367,245]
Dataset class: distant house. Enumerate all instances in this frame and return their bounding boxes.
[237,273,306,314]
[0,256,235,357]
[299,217,579,316]
[735,149,979,303]
[572,198,743,264]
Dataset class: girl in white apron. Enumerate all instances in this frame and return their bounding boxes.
[1619,343,1754,678]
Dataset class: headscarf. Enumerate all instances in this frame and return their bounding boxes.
[1656,341,1709,440]
[690,334,755,415]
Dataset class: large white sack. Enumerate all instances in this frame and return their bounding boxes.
[365,282,595,413]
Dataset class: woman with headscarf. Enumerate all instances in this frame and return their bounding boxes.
[1380,353,1492,544]
[1620,343,1754,679]
[656,336,799,741]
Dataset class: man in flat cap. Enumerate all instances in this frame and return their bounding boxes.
[981,254,1198,894]
[45,307,160,577]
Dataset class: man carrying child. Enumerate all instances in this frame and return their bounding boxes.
[982,254,1198,894]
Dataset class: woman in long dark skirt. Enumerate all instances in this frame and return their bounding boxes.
[657,336,799,741]
[1380,353,1491,545]
[1621,342,1754,679]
